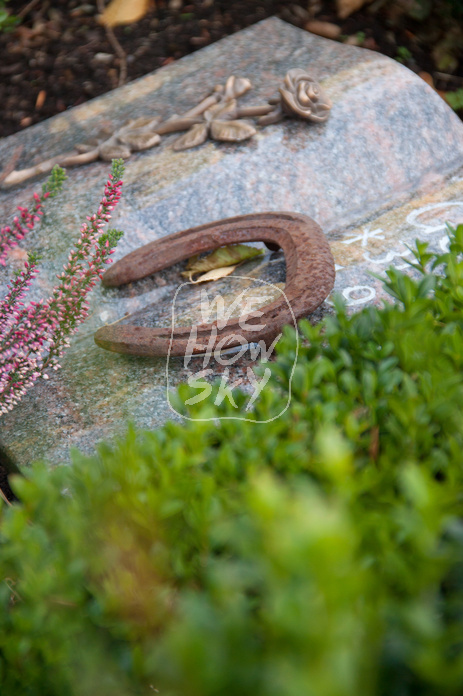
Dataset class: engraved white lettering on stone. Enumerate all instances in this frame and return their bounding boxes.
[363,247,413,270]
[342,227,385,248]
[333,199,463,311]
[439,235,450,253]
[342,285,376,305]
[406,201,463,235]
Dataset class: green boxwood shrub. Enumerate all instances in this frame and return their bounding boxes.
[1,227,463,695]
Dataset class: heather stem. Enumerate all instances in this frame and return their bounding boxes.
[0,159,125,415]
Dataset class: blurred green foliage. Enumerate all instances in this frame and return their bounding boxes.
[395,45,413,63]
[445,87,463,111]
[401,0,463,72]
[1,226,463,694]
[0,0,18,33]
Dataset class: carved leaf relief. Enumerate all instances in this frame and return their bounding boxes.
[210,119,256,142]
[173,123,209,151]
[119,131,161,151]
[224,75,252,100]
[98,137,132,161]
[75,141,101,154]
[117,117,162,150]
[122,116,162,131]
[232,77,252,98]
[204,100,237,122]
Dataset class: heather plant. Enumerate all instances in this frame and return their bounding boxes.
[0,165,66,265]
[0,160,124,415]
[1,226,463,695]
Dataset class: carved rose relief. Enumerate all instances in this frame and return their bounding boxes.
[280,69,332,123]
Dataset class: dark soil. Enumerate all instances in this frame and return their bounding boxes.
[0,0,462,139]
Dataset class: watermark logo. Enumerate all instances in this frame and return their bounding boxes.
[166,276,298,422]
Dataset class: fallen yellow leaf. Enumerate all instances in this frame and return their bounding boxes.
[181,244,263,278]
[99,0,153,27]
[189,265,238,284]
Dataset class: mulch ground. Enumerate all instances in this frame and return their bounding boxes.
[0,0,462,139]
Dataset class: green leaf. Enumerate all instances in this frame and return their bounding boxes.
[181,243,264,279]
[42,165,67,198]
[444,88,463,112]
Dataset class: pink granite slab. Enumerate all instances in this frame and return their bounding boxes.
[0,18,462,468]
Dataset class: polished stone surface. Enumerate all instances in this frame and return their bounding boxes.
[0,18,463,467]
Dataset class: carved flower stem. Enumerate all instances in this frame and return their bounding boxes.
[2,149,99,188]
[155,117,204,136]
[180,93,222,118]
[235,105,274,118]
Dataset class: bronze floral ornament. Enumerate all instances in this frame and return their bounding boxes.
[281,69,332,122]
[258,69,333,126]
[173,99,257,151]
[1,71,332,188]
[75,116,162,161]
[170,75,257,151]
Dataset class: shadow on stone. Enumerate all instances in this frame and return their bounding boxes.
[0,443,21,503]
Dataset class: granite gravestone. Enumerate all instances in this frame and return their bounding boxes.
[1,17,463,468]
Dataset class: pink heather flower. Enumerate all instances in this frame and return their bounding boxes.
[0,165,67,266]
[0,159,125,415]
[0,200,44,265]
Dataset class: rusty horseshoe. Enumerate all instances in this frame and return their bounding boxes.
[94,212,335,357]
